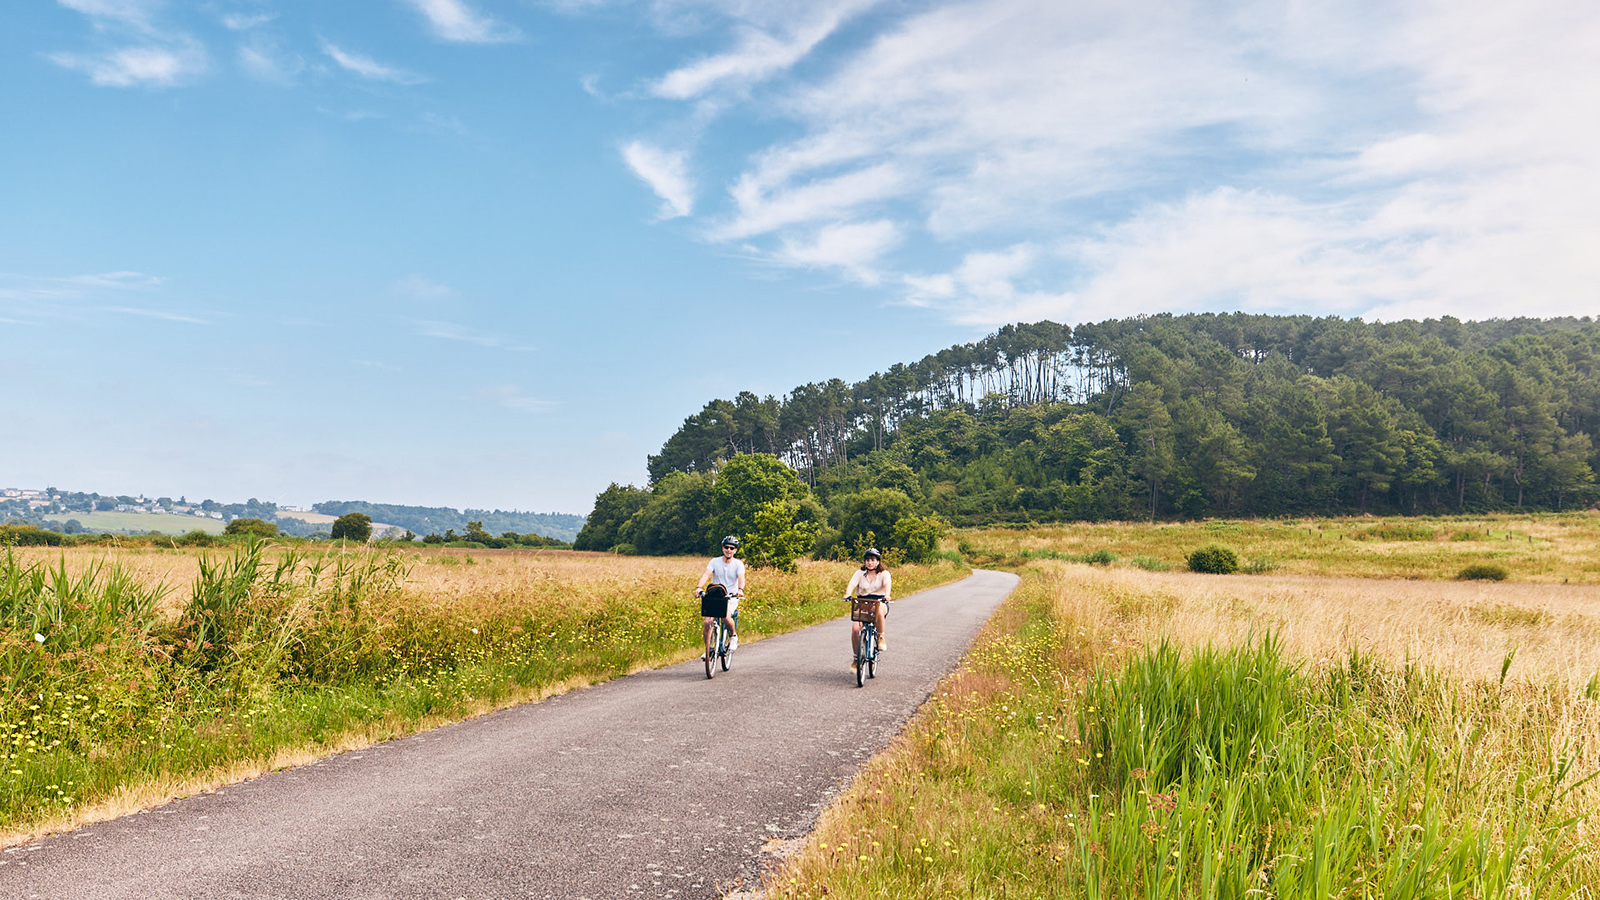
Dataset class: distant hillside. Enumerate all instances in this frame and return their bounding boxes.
[312,501,584,542]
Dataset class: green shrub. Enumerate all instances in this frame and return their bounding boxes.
[0,525,63,546]
[1082,548,1117,566]
[1129,555,1170,572]
[1187,544,1240,574]
[1458,563,1509,581]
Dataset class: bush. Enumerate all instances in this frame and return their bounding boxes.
[225,517,279,537]
[176,530,218,547]
[890,514,948,564]
[0,525,63,546]
[1187,544,1240,574]
[1082,548,1117,566]
[1458,563,1509,581]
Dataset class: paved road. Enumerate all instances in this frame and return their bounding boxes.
[0,570,1017,900]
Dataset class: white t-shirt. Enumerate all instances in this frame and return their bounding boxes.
[708,557,745,613]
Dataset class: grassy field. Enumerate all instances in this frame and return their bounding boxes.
[37,510,228,536]
[0,544,966,845]
[955,511,1600,582]
[766,533,1600,898]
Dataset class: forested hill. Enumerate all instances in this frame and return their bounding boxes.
[312,502,585,542]
[642,314,1600,524]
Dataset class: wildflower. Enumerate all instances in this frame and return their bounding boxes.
[34,634,45,643]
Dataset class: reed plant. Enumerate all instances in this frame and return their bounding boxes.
[767,562,1600,898]
[1,545,965,842]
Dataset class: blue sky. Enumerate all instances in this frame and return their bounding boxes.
[3,0,1598,516]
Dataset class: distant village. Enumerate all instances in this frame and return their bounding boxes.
[1,486,584,542]
[3,489,225,519]
[0,487,302,534]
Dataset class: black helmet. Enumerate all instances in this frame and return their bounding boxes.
[721,536,741,549]
[863,547,881,560]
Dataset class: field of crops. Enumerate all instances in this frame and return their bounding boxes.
[768,520,1600,898]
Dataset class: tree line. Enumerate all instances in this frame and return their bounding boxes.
[588,314,1600,549]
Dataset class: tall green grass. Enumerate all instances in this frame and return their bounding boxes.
[768,576,1598,899]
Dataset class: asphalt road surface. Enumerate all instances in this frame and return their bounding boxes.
[0,569,1018,900]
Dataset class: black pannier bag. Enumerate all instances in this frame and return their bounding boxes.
[700,583,729,618]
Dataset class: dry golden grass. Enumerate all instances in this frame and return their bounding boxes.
[1044,563,1600,685]
[5,545,887,618]
[957,511,1600,582]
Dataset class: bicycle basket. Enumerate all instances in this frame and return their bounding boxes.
[701,583,729,618]
[850,597,880,623]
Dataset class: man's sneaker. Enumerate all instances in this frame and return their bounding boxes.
[730,635,739,651]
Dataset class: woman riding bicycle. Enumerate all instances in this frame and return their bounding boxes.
[696,536,745,655]
[844,548,891,667]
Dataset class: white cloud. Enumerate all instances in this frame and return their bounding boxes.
[402,0,521,43]
[50,43,206,87]
[651,0,881,99]
[220,11,275,31]
[322,41,427,84]
[622,141,695,219]
[776,220,900,283]
[627,0,1600,326]
[55,0,161,30]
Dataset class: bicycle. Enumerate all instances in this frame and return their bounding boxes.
[700,588,739,679]
[847,594,884,687]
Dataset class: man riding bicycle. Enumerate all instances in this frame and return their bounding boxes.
[696,536,745,657]
[844,547,891,668]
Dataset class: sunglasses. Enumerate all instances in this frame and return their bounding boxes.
[722,545,736,550]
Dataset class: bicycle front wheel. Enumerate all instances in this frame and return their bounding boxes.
[856,635,867,688]
[704,624,716,679]
[865,630,876,679]
[720,623,733,672]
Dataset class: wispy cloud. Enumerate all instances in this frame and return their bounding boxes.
[50,42,207,87]
[625,0,1600,326]
[220,11,275,31]
[776,220,900,283]
[479,385,558,413]
[394,274,456,300]
[105,306,209,324]
[622,141,695,219]
[1,271,187,325]
[51,0,209,87]
[56,0,161,31]
[402,0,521,43]
[651,0,880,100]
[412,319,536,351]
[238,40,303,83]
[322,41,427,84]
